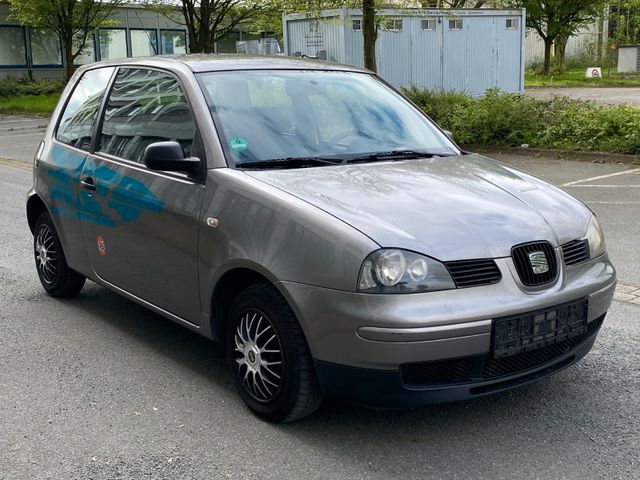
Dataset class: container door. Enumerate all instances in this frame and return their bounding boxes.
[442,15,498,96]
[376,17,413,89]
[409,16,443,90]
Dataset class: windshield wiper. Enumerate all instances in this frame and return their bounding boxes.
[236,156,343,170]
[345,150,452,164]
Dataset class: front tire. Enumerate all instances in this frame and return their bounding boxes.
[226,283,322,422]
[33,212,85,298]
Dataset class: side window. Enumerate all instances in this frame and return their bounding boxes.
[56,67,115,151]
[449,19,463,31]
[98,68,195,163]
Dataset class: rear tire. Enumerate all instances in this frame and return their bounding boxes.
[226,283,322,422]
[33,212,85,298]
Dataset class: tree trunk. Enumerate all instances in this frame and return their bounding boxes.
[555,35,569,69]
[542,37,553,75]
[362,0,376,72]
[190,25,213,53]
[64,40,75,81]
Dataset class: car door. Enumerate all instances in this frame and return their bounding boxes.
[42,66,116,273]
[77,67,205,324]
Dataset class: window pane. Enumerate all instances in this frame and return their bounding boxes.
[449,19,463,30]
[99,29,127,60]
[99,68,195,163]
[0,27,26,66]
[198,71,456,166]
[74,35,95,65]
[421,19,436,31]
[160,31,187,54]
[131,30,158,57]
[30,29,62,66]
[56,67,116,150]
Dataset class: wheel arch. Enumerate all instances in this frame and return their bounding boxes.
[26,192,49,234]
[210,266,281,343]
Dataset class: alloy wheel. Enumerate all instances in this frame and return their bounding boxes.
[35,224,57,285]
[233,309,284,403]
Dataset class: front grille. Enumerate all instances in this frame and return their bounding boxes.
[444,259,502,288]
[562,239,589,266]
[400,357,475,386]
[400,315,604,387]
[511,241,558,286]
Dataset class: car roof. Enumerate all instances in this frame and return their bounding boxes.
[86,54,371,74]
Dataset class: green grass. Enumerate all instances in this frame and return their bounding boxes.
[525,69,640,87]
[0,93,60,114]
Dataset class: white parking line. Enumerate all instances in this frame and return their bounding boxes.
[0,132,44,140]
[0,118,44,125]
[561,168,640,187]
[566,184,640,188]
[588,201,640,204]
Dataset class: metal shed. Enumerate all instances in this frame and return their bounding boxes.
[283,8,526,96]
[617,45,640,73]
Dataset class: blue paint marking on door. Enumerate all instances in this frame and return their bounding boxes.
[47,144,166,227]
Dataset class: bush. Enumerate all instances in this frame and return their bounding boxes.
[0,76,65,98]
[403,86,472,126]
[402,87,640,155]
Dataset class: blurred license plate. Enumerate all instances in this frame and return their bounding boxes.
[493,299,588,358]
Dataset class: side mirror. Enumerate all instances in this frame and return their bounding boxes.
[443,130,454,141]
[143,141,202,178]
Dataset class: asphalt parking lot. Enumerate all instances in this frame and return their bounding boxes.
[0,116,638,479]
[0,115,47,163]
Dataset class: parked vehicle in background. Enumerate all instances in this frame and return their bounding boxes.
[27,55,616,422]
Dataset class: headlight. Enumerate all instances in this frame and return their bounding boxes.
[358,249,456,294]
[585,215,606,259]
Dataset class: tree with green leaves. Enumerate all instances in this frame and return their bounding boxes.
[515,0,608,75]
[610,0,640,45]
[246,0,346,39]
[9,0,124,80]
[147,0,265,53]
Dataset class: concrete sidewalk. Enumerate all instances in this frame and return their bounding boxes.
[0,114,47,163]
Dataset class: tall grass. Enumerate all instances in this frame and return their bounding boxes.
[0,94,60,114]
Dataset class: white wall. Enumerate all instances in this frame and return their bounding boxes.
[525,21,607,67]
[617,46,639,73]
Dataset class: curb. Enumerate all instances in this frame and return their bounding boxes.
[468,146,640,165]
[0,157,32,171]
[615,283,640,306]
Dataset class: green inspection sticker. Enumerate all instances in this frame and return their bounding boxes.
[229,136,249,152]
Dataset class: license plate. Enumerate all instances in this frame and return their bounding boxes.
[493,299,588,358]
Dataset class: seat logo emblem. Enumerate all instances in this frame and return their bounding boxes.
[528,251,548,274]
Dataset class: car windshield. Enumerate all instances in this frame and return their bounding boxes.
[197,70,459,168]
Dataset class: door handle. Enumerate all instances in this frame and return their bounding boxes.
[80,177,96,192]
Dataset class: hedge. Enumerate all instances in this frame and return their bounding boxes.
[403,87,640,155]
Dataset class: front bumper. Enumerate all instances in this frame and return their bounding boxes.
[277,254,615,407]
[314,316,603,408]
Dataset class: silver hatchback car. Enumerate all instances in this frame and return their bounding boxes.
[27,55,616,422]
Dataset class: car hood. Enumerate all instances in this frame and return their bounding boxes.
[245,154,591,261]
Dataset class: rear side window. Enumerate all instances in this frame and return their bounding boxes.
[56,67,115,151]
[98,68,195,163]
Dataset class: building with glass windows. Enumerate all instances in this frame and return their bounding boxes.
[0,1,189,79]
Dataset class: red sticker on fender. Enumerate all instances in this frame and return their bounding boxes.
[97,236,106,256]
